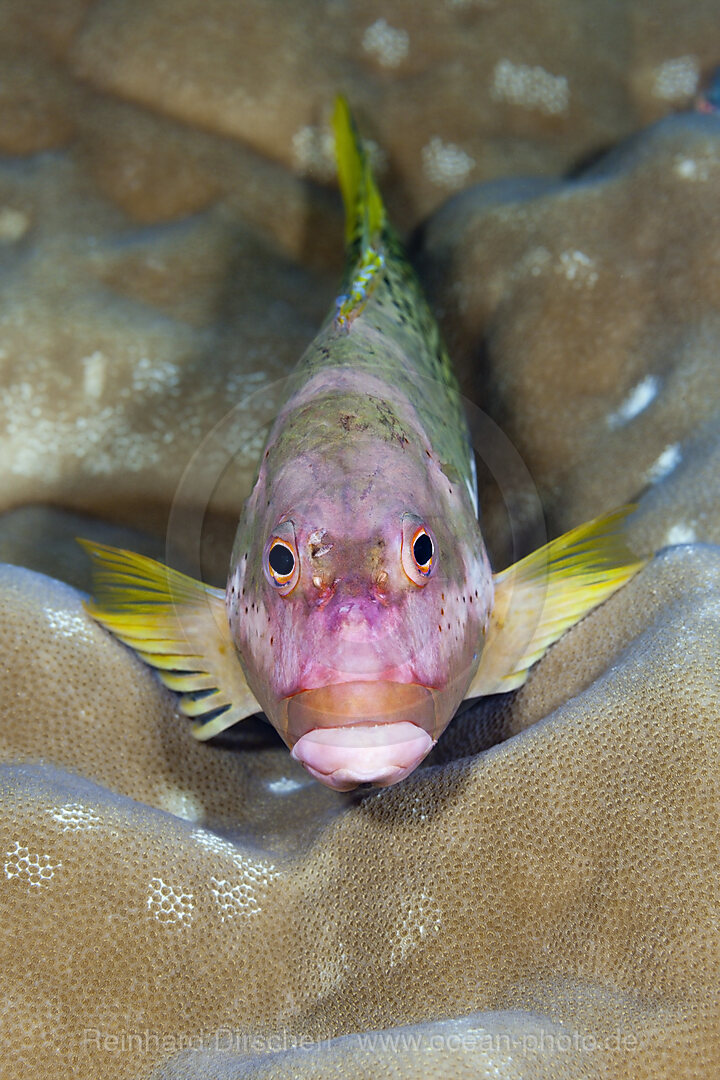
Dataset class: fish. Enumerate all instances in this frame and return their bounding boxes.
[80,98,645,792]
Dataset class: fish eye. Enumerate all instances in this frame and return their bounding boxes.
[401,515,437,587]
[269,540,295,580]
[264,524,299,595]
[412,528,434,573]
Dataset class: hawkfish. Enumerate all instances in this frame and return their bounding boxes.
[81,99,644,792]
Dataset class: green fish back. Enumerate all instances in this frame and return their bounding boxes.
[293,97,475,507]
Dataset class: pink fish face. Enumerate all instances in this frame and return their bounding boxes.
[227,399,493,791]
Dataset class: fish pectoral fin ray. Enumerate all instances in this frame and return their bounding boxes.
[78,539,261,739]
[465,506,647,698]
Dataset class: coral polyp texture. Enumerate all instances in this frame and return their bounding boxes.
[1,1,720,1077]
[2,548,720,1078]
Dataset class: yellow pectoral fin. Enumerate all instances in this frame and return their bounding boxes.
[466,506,647,698]
[78,539,261,739]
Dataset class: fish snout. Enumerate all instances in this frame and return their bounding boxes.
[309,573,388,611]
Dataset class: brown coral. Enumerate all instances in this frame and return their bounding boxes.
[420,114,720,567]
[1,547,720,1078]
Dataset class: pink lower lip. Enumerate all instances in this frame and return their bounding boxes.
[291,722,435,791]
[283,681,438,791]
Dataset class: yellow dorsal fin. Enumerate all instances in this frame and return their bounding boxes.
[78,540,260,739]
[333,95,385,249]
[466,507,647,697]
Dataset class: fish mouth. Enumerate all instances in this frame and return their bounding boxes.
[285,681,436,791]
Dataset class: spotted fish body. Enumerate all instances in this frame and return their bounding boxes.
[225,102,493,786]
[82,100,645,791]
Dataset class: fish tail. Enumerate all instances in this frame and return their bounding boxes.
[332,97,388,330]
[466,506,648,696]
[333,95,385,250]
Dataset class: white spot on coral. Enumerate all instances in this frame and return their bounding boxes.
[491,59,569,115]
[408,794,433,823]
[157,786,204,823]
[362,18,409,68]
[422,137,475,189]
[647,443,682,483]
[674,157,697,179]
[43,607,95,644]
[557,249,598,287]
[0,338,197,480]
[191,829,280,880]
[147,877,194,924]
[0,207,29,242]
[210,876,262,920]
[292,125,336,181]
[652,56,700,101]
[82,350,107,399]
[665,522,697,545]
[312,923,351,993]
[46,803,101,831]
[191,829,240,859]
[4,841,61,887]
[131,355,180,396]
[389,891,442,967]
[191,828,280,919]
[224,367,271,400]
[293,122,388,181]
[673,155,711,181]
[266,776,309,794]
[607,375,660,428]
[512,245,552,282]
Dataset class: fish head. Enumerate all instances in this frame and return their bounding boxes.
[228,424,492,791]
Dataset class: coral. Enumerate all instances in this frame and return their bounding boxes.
[0,151,331,539]
[1,548,720,1078]
[0,3,719,561]
[419,114,720,566]
[66,0,720,228]
[2,0,720,235]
